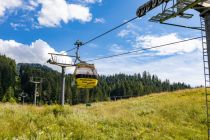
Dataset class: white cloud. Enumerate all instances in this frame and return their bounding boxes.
[82,0,102,4]
[0,39,73,73]
[109,44,127,54]
[135,33,201,55]
[0,39,54,64]
[10,22,25,30]
[0,33,204,86]
[0,0,22,17]
[24,0,39,11]
[117,22,141,38]
[37,0,92,27]
[0,0,102,28]
[118,23,201,56]
[91,32,204,86]
[115,22,204,86]
[94,50,203,86]
[94,18,105,24]
[118,30,130,38]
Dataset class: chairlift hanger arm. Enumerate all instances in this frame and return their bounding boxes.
[47,60,74,67]
[159,0,203,23]
[74,40,85,64]
[47,53,75,67]
[48,53,76,57]
[153,0,203,23]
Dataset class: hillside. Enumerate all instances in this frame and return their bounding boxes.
[0,88,207,139]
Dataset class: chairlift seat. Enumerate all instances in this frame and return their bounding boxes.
[74,63,98,88]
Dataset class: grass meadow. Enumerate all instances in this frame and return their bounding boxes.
[0,88,207,139]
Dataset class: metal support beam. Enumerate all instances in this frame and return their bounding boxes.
[30,77,42,106]
[34,83,37,105]
[151,21,204,30]
[160,0,203,22]
[47,53,72,106]
[19,92,27,105]
[61,66,66,106]
[204,13,210,78]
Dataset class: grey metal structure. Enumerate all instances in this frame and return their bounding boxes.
[200,16,210,138]
[203,13,210,75]
[47,53,73,106]
[19,92,27,105]
[30,77,42,105]
[61,66,65,106]
[200,8,210,139]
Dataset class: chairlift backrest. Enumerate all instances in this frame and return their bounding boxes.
[75,63,98,76]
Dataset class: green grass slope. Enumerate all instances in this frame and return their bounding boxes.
[0,88,207,140]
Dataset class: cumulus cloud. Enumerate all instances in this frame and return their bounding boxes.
[135,33,202,55]
[91,32,204,86]
[116,22,204,86]
[0,0,102,28]
[94,50,204,86]
[118,23,201,55]
[0,39,73,73]
[0,0,22,17]
[37,0,92,27]
[0,34,204,86]
[0,39,54,63]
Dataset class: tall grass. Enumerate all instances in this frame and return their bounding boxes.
[0,88,207,139]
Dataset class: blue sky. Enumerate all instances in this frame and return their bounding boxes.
[0,0,205,86]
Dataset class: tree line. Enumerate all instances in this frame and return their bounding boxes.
[0,55,191,105]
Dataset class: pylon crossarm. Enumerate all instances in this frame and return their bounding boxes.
[162,0,203,22]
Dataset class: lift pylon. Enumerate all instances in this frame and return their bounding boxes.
[30,77,43,105]
[19,91,28,105]
[47,53,73,106]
